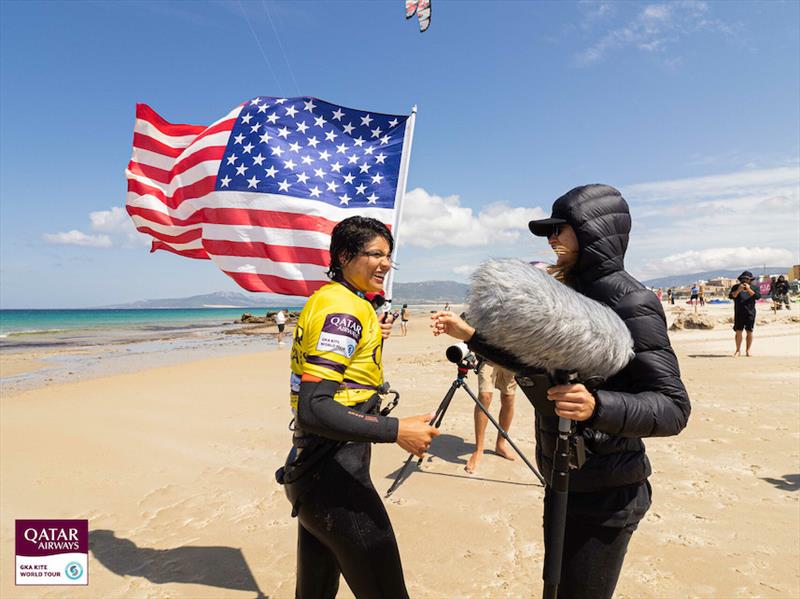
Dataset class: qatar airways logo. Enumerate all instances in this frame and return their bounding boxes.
[16,519,88,586]
[318,313,363,358]
[326,314,363,338]
[23,527,81,551]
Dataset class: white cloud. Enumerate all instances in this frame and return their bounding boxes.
[396,164,797,283]
[453,264,477,276]
[89,206,130,232]
[642,246,794,279]
[622,164,800,279]
[625,166,799,202]
[43,206,149,249]
[42,230,112,248]
[400,187,547,248]
[578,0,615,28]
[576,1,734,66]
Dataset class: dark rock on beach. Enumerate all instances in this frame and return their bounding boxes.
[670,313,716,330]
[239,313,267,324]
[237,311,300,324]
[224,311,301,334]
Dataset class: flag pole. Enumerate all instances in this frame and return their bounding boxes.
[384,105,417,310]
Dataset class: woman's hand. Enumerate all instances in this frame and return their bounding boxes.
[430,311,475,341]
[380,312,395,340]
[548,383,596,421]
[396,412,440,457]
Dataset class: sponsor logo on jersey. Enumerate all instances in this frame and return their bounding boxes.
[317,313,363,358]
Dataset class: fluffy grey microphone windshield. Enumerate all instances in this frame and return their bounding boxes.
[465,259,635,381]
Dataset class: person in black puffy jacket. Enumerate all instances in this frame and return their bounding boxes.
[431,184,690,599]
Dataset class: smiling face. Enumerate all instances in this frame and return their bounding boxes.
[549,224,580,271]
[340,234,392,293]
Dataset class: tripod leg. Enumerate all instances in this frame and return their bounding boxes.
[385,380,460,497]
[416,382,458,465]
[385,452,417,498]
[462,381,546,486]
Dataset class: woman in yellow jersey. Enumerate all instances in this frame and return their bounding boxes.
[279,216,439,599]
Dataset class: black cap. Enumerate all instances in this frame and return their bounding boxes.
[738,270,754,281]
[528,217,568,237]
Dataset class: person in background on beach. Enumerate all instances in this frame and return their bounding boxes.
[274,309,287,345]
[443,302,450,312]
[432,184,690,599]
[772,275,791,310]
[667,288,674,304]
[466,360,517,473]
[400,304,410,336]
[699,284,705,307]
[690,283,699,305]
[656,288,663,302]
[278,216,438,599]
[729,270,761,357]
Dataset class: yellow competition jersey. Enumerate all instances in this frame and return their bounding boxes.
[290,282,383,410]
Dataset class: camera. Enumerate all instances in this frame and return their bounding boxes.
[445,342,481,370]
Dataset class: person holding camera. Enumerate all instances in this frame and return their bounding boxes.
[729,270,761,356]
[280,216,439,599]
[772,274,791,311]
[432,184,690,599]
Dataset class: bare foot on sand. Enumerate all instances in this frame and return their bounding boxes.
[746,352,752,357]
[733,351,741,357]
[465,451,482,473]
[494,442,516,461]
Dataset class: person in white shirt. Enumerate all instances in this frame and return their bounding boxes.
[274,309,287,345]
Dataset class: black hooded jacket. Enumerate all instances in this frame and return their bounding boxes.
[469,184,691,494]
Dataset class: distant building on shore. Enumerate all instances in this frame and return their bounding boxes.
[704,277,737,297]
[655,268,799,302]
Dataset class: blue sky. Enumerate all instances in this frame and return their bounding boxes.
[1,0,798,308]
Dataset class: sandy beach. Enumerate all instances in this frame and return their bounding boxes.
[1,303,799,598]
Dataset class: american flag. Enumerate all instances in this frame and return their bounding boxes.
[125,97,414,297]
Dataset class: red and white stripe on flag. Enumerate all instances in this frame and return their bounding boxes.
[125,100,405,296]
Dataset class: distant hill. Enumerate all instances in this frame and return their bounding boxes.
[642,267,790,289]
[99,291,278,309]
[98,282,470,309]
[391,280,469,304]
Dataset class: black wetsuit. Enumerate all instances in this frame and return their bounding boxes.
[280,310,407,599]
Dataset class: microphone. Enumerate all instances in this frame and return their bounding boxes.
[465,259,634,382]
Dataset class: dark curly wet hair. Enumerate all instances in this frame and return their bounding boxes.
[326,216,394,281]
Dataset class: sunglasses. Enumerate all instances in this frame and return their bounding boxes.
[548,224,563,239]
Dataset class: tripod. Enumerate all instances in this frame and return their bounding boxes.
[385,358,545,498]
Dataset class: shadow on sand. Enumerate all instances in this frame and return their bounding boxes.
[383,433,541,490]
[89,530,267,598]
[761,473,800,492]
[425,432,472,465]
[687,354,731,358]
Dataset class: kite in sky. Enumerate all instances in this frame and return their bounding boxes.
[405,0,431,32]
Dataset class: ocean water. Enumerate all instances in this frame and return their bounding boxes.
[0,308,300,392]
[0,308,296,337]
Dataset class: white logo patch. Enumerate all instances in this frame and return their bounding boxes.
[316,331,357,358]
